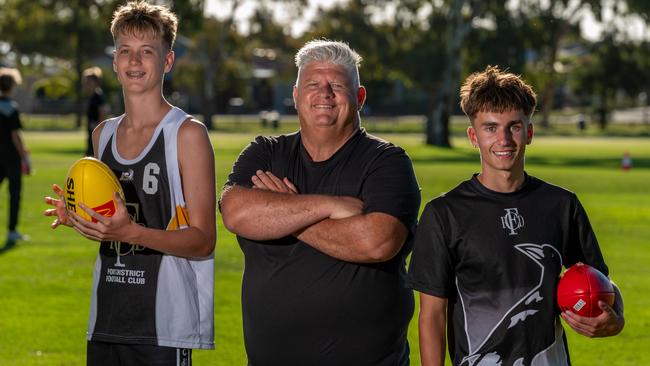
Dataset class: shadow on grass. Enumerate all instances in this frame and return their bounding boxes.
[0,240,17,255]
[34,147,86,157]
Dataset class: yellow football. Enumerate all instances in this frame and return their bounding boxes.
[64,157,124,222]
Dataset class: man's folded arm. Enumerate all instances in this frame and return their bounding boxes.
[220,185,361,241]
[296,212,408,263]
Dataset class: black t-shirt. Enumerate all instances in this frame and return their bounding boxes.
[226,129,421,366]
[87,90,106,130]
[407,174,608,366]
[0,96,22,161]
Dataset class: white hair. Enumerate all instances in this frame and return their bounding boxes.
[294,39,362,87]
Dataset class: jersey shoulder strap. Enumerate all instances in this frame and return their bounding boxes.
[97,115,123,160]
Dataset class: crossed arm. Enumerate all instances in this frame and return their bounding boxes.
[220,170,408,263]
[44,119,216,259]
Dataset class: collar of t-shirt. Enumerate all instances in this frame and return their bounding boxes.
[469,172,540,201]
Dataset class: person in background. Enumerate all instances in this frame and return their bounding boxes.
[0,67,30,245]
[82,66,109,156]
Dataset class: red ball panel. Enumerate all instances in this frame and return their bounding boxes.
[557,263,615,317]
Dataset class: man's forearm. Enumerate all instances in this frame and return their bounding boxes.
[296,212,407,263]
[220,185,337,240]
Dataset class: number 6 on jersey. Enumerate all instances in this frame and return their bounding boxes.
[143,162,160,194]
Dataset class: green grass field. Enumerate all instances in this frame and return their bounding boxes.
[0,129,648,365]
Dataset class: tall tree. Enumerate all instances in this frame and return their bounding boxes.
[0,0,115,125]
[302,0,518,147]
[302,0,397,109]
[568,35,648,129]
[428,0,485,147]
[195,0,240,129]
[515,0,603,128]
[169,0,205,35]
[195,0,305,128]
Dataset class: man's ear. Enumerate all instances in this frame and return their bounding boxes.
[292,85,298,110]
[357,86,366,111]
[527,122,534,145]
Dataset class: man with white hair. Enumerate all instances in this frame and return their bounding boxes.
[220,40,421,365]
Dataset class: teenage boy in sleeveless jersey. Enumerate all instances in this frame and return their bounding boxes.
[220,40,421,365]
[44,2,216,365]
[407,66,625,366]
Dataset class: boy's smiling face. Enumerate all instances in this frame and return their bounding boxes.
[113,31,173,95]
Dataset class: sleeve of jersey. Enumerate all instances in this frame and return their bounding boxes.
[224,135,274,188]
[407,201,454,298]
[360,147,421,232]
[565,194,609,276]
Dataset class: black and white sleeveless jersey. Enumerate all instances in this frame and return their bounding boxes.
[88,107,214,349]
[408,174,608,366]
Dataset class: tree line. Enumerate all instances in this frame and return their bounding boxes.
[1,0,649,146]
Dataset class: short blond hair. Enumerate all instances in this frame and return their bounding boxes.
[83,66,103,82]
[0,67,22,93]
[110,1,178,51]
[460,65,537,122]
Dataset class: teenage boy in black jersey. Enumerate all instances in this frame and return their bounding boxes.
[221,40,420,365]
[408,66,624,366]
[44,2,215,365]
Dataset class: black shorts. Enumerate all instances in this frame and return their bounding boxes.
[87,341,191,366]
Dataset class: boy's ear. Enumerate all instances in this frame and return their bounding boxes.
[467,125,478,148]
[164,50,175,74]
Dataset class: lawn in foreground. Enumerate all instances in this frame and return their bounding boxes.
[0,130,647,365]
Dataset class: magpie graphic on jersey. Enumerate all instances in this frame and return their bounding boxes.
[460,243,563,366]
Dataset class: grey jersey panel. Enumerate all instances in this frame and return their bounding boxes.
[89,107,214,349]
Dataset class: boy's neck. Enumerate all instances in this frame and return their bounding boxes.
[477,169,526,193]
[122,92,171,127]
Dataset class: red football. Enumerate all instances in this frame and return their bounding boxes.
[557,263,615,317]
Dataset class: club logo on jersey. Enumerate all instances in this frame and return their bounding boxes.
[119,168,134,182]
[501,208,525,235]
[110,202,144,267]
[110,241,145,267]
